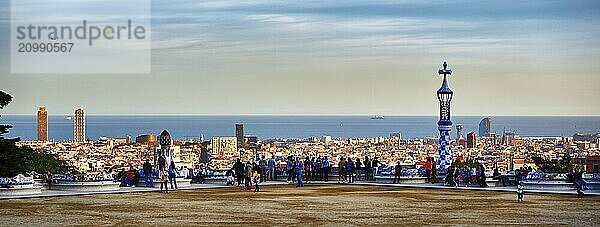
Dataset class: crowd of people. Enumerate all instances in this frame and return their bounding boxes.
[444,163,488,188]
[231,157,276,192]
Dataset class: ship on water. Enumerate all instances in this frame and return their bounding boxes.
[371,115,385,120]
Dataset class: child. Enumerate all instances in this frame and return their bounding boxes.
[517,181,524,202]
[252,171,260,193]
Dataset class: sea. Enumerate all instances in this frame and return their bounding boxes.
[0,115,599,142]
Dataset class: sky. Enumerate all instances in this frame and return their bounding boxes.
[0,0,599,116]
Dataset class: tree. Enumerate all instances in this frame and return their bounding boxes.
[0,90,72,177]
[532,153,574,174]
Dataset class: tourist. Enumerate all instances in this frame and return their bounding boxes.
[520,167,528,183]
[187,166,194,180]
[226,169,235,186]
[424,157,432,183]
[493,167,508,187]
[310,157,317,181]
[158,155,168,193]
[517,181,524,202]
[169,160,178,190]
[286,156,294,183]
[478,164,488,187]
[304,157,312,183]
[574,168,589,192]
[462,166,470,187]
[316,156,323,181]
[470,166,477,185]
[143,159,153,187]
[431,157,437,184]
[338,157,346,183]
[192,165,199,183]
[252,171,261,193]
[45,171,53,190]
[393,161,402,184]
[364,157,371,180]
[245,161,253,190]
[296,159,304,187]
[322,157,330,182]
[452,166,459,188]
[198,165,206,184]
[233,159,245,187]
[259,156,267,182]
[355,158,362,181]
[122,168,137,187]
[347,157,355,183]
[372,157,380,179]
[267,156,275,181]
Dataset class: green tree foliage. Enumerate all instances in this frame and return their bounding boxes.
[532,153,574,174]
[0,90,72,177]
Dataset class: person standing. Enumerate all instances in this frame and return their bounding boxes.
[296,159,304,187]
[424,157,432,183]
[517,181,524,202]
[168,160,178,190]
[304,157,312,183]
[372,157,380,178]
[470,166,477,185]
[478,164,488,187]
[355,158,363,181]
[316,156,323,181]
[143,159,154,187]
[347,157,355,183]
[364,157,371,180]
[322,157,330,182]
[267,156,275,181]
[286,156,295,183]
[245,161,253,190]
[252,171,261,193]
[431,157,438,184]
[45,171,53,190]
[259,157,267,182]
[310,157,318,181]
[393,161,402,184]
[158,156,168,193]
[338,157,347,183]
[233,159,245,187]
[462,166,470,187]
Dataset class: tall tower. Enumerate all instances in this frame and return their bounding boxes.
[37,106,48,141]
[235,123,244,143]
[436,61,453,171]
[74,107,85,142]
[479,117,491,137]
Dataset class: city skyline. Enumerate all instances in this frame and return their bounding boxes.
[0,1,599,116]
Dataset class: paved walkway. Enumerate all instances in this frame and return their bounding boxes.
[0,182,288,200]
[2,180,597,200]
[305,181,600,196]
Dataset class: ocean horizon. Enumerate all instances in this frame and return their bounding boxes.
[1,115,599,142]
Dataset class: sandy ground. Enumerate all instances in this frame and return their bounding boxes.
[0,184,598,226]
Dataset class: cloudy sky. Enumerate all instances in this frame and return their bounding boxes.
[0,0,599,115]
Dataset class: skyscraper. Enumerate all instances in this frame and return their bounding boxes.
[479,117,491,137]
[37,106,48,141]
[436,61,454,171]
[74,107,85,142]
[467,132,477,148]
[235,123,244,143]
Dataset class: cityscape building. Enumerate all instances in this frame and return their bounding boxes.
[37,106,48,141]
[74,107,85,142]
